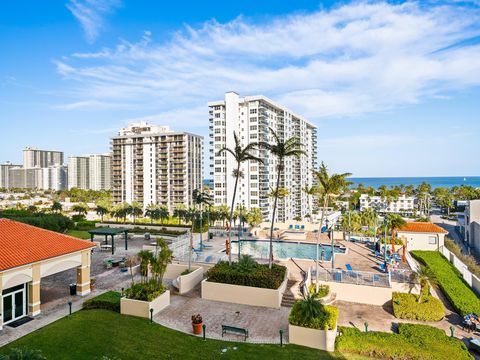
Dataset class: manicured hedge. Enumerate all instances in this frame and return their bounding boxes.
[83,291,121,312]
[206,261,286,289]
[336,323,472,360]
[129,227,187,236]
[392,292,444,321]
[289,303,338,330]
[0,211,74,232]
[411,250,480,316]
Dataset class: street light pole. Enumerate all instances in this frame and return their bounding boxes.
[383,216,388,265]
[347,203,351,242]
[373,208,377,252]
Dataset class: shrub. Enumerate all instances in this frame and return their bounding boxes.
[289,297,338,330]
[206,259,286,289]
[74,220,97,231]
[124,280,165,302]
[411,251,480,316]
[392,292,444,321]
[129,226,187,236]
[0,212,74,232]
[83,291,121,312]
[309,284,329,299]
[0,348,46,360]
[336,323,472,360]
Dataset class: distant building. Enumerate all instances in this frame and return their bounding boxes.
[41,166,67,191]
[23,147,63,168]
[208,91,317,222]
[464,200,480,254]
[359,194,415,214]
[8,166,67,191]
[0,162,20,188]
[68,154,111,191]
[111,122,203,211]
[397,222,448,251]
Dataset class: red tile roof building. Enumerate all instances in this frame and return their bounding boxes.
[0,218,95,271]
[397,222,448,234]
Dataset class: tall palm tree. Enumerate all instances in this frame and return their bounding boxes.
[259,128,305,268]
[313,162,352,291]
[410,265,437,303]
[95,205,109,222]
[145,204,161,224]
[302,185,318,221]
[173,203,187,225]
[158,205,169,224]
[192,188,213,250]
[217,132,263,265]
[128,201,143,224]
[387,213,406,253]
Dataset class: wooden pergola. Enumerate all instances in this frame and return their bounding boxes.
[88,227,129,255]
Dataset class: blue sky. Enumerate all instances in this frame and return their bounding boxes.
[1,0,480,177]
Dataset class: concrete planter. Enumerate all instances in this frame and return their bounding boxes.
[164,263,204,294]
[288,324,336,352]
[201,274,288,309]
[120,290,170,318]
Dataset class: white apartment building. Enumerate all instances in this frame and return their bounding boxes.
[208,92,317,222]
[7,166,67,191]
[0,162,19,188]
[111,122,203,211]
[68,154,111,191]
[23,147,63,168]
[359,194,415,214]
[464,200,480,254]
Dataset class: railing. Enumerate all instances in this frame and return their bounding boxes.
[312,268,391,288]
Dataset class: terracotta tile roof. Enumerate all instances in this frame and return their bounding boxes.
[0,219,95,272]
[397,222,448,234]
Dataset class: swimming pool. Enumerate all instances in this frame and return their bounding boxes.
[230,240,346,261]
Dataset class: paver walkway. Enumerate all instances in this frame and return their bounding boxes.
[154,288,290,344]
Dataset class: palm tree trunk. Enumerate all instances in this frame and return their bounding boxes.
[315,196,329,292]
[188,209,195,271]
[391,229,396,253]
[269,165,282,269]
[228,163,241,265]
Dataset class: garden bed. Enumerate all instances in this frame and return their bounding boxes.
[336,323,472,359]
[411,250,480,316]
[392,292,444,321]
[120,290,170,318]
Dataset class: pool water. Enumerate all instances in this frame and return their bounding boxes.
[230,240,346,261]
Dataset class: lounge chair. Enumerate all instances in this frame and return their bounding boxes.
[295,225,300,230]
[334,271,342,282]
[289,224,293,229]
[205,255,213,263]
[379,263,387,272]
[301,225,305,230]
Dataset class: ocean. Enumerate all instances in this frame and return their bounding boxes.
[348,177,480,189]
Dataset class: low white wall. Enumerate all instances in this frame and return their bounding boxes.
[439,246,480,295]
[201,275,288,309]
[120,290,170,318]
[320,281,420,306]
[163,263,204,294]
[289,324,336,352]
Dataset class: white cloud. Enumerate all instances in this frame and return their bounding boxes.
[66,0,121,43]
[57,1,480,125]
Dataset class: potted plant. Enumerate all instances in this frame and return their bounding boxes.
[191,314,203,334]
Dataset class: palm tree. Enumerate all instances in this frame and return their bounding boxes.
[145,204,161,224]
[173,204,187,225]
[51,201,62,213]
[217,132,263,265]
[186,205,197,271]
[95,205,109,222]
[259,128,305,268]
[410,265,437,302]
[313,162,352,291]
[192,188,213,250]
[387,213,406,253]
[218,204,230,227]
[158,205,169,224]
[302,185,318,221]
[128,201,143,224]
[72,203,88,217]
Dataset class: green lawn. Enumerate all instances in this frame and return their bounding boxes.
[65,229,91,240]
[0,310,368,360]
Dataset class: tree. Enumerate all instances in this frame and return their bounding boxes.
[72,203,88,217]
[245,207,263,227]
[387,213,406,253]
[217,132,263,265]
[173,204,187,225]
[416,182,432,216]
[150,237,173,286]
[95,202,109,222]
[27,205,38,214]
[137,250,154,284]
[192,188,213,251]
[410,265,437,303]
[302,185,317,220]
[433,187,454,216]
[259,128,305,268]
[145,204,161,224]
[158,205,169,224]
[50,201,62,213]
[128,201,143,224]
[313,162,352,291]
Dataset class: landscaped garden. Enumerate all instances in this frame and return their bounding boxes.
[411,251,480,316]
[336,323,473,360]
[0,309,367,360]
[392,291,444,321]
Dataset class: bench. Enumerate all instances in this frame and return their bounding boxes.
[221,325,249,341]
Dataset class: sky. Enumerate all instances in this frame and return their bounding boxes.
[1,0,480,177]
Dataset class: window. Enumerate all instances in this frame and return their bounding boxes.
[428,236,437,245]
[250,109,257,114]
[215,113,221,118]
[250,125,257,130]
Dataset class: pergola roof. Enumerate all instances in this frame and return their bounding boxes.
[88,227,128,235]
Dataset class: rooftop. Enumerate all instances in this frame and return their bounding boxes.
[397,222,448,234]
[0,219,95,272]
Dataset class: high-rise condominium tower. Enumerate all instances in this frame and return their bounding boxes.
[23,147,63,168]
[68,154,111,191]
[208,92,317,222]
[111,122,203,211]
